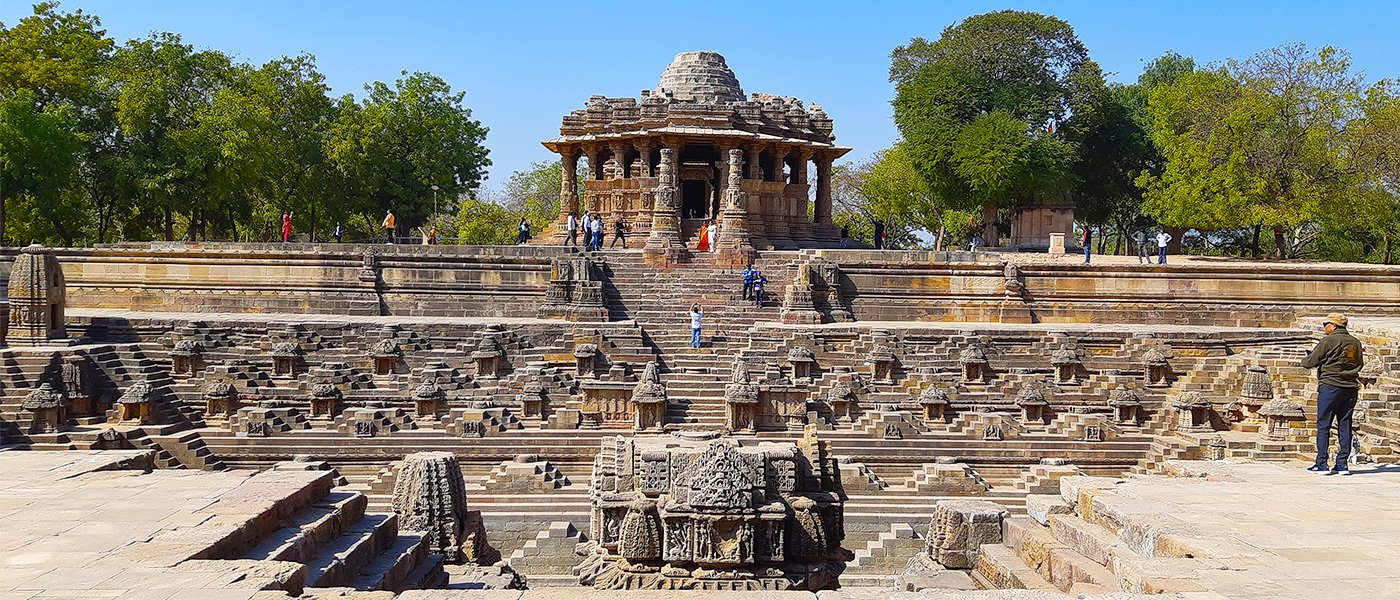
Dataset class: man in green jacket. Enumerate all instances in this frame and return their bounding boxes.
[1300,313,1365,475]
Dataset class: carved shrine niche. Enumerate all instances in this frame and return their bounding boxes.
[577,433,849,591]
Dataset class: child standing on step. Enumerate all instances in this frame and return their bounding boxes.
[752,270,767,308]
[689,303,703,349]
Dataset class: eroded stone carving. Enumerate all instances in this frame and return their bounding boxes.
[923,499,1008,569]
[390,452,499,565]
[576,436,848,590]
[21,382,68,434]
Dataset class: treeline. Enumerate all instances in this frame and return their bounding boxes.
[836,10,1400,263]
[0,3,489,246]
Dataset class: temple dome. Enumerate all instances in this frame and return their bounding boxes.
[655,51,745,104]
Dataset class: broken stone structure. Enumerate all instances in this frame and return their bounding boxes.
[575,435,849,590]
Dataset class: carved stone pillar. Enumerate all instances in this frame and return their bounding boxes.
[634,141,653,177]
[814,153,834,226]
[766,146,794,249]
[789,148,816,246]
[559,148,579,219]
[643,147,687,267]
[715,148,756,267]
[585,145,604,214]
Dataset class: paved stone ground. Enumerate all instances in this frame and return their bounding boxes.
[0,450,317,600]
[1109,460,1400,600]
[4,450,1398,599]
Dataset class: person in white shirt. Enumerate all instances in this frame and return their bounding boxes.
[565,213,578,247]
[689,303,703,349]
[582,212,593,249]
[1156,230,1173,265]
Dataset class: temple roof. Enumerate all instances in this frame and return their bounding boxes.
[656,51,745,103]
[543,51,850,157]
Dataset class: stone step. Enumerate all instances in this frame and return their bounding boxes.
[243,491,368,563]
[304,513,399,588]
[348,533,430,591]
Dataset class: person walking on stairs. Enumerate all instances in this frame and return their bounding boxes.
[610,215,628,248]
[752,270,767,308]
[741,264,756,300]
[689,303,703,349]
[696,221,712,252]
[591,215,604,250]
[581,211,593,249]
[1080,224,1092,264]
[564,213,578,247]
[1132,230,1150,264]
[1302,313,1365,475]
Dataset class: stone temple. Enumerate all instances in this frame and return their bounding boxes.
[3,54,1400,600]
[540,51,849,264]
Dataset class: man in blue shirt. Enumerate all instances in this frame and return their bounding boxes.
[741,265,756,300]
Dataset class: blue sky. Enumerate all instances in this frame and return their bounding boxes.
[7,1,1399,188]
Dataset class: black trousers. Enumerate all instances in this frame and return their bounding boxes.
[1315,383,1359,468]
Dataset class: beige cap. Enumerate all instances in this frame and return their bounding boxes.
[1324,313,1348,327]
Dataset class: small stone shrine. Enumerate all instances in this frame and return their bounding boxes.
[6,244,68,346]
[574,434,849,590]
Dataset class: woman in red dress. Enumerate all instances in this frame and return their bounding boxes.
[696,221,711,252]
[281,211,293,242]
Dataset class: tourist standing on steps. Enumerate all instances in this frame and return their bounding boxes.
[565,213,578,247]
[1132,230,1149,264]
[610,215,627,248]
[591,215,604,251]
[741,264,756,300]
[333,222,345,243]
[752,270,767,308]
[969,233,982,252]
[1301,313,1365,475]
[1156,230,1172,264]
[382,210,396,244]
[689,303,703,349]
[1080,224,1092,264]
[873,218,886,249]
[840,226,849,248]
[581,211,593,249]
[281,211,293,243]
[518,217,531,244]
[696,221,711,252]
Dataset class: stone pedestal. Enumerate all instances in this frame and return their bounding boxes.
[1048,232,1066,256]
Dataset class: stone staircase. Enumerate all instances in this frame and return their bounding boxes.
[975,474,1205,595]
[208,467,447,593]
[506,521,589,587]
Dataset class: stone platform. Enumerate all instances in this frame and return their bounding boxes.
[9,453,1400,598]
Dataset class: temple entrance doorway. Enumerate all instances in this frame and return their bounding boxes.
[682,180,708,219]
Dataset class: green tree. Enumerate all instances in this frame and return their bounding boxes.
[1061,52,1195,254]
[0,2,117,243]
[0,2,114,107]
[327,71,490,234]
[860,144,973,250]
[110,32,235,240]
[192,55,347,241]
[0,89,84,244]
[891,10,1099,245]
[1140,43,1361,258]
[1344,81,1400,263]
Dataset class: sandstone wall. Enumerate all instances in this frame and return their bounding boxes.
[815,250,1400,327]
[0,243,555,317]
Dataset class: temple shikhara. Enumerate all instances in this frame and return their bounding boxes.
[540,51,850,261]
[2,51,1400,600]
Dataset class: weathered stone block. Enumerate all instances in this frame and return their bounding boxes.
[1025,494,1073,526]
